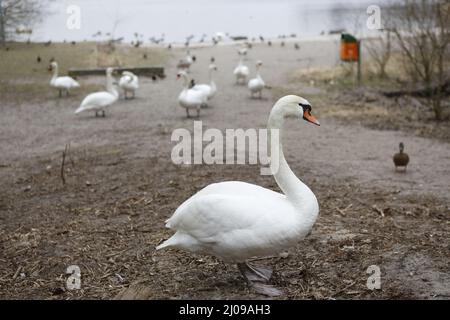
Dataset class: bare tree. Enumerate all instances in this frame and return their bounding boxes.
[365,29,393,79]
[0,0,48,46]
[391,0,450,120]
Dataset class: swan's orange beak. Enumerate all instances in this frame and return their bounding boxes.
[303,110,320,126]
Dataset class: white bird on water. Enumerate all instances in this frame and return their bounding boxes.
[49,61,80,97]
[119,71,139,99]
[75,68,119,117]
[157,95,321,296]
[248,60,266,99]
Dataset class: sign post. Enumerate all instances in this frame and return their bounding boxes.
[340,33,361,85]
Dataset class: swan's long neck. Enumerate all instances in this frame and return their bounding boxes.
[51,65,58,81]
[106,72,118,97]
[181,73,190,90]
[238,55,244,66]
[267,105,318,223]
[256,65,262,79]
[209,68,215,86]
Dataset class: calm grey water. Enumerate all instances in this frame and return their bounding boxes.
[33,0,397,43]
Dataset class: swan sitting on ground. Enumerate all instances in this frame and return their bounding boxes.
[157,95,321,296]
[233,51,250,85]
[75,68,119,117]
[248,60,266,98]
[119,71,139,99]
[192,63,218,104]
[49,61,80,97]
[177,71,208,118]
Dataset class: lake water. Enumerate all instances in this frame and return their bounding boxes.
[32,0,398,43]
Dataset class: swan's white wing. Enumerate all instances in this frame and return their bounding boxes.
[192,84,211,97]
[234,65,249,76]
[76,92,117,113]
[119,75,132,87]
[163,184,300,261]
[53,76,80,89]
[179,88,208,107]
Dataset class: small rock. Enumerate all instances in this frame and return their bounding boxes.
[46,165,52,173]
[279,252,289,259]
[86,181,91,186]
[23,185,31,192]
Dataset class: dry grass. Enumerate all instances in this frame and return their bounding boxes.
[0,42,168,104]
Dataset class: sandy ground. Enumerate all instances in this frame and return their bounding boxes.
[0,40,449,299]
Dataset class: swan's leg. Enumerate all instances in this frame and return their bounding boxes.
[102,110,106,117]
[196,107,200,118]
[259,91,262,99]
[237,262,283,297]
[186,109,190,118]
[58,89,62,98]
[95,110,98,117]
[238,262,272,282]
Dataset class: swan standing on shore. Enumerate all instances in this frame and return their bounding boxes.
[177,71,208,118]
[119,71,139,99]
[177,50,195,71]
[192,63,218,104]
[233,51,249,85]
[49,61,80,97]
[75,68,119,117]
[248,61,265,98]
[157,95,321,296]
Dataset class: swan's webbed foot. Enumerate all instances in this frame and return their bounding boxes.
[237,262,283,297]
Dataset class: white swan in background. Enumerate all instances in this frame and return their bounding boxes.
[49,61,80,97]
[177,50,195,71]
[192,63,218,103]
[75,67,119,117]
[248,60,266,98]
[119,71,139,99]
[177,71,208,118]
[157,95,321,296]
[233,51,249,85]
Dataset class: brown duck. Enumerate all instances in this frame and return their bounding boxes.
[393,142,409,171]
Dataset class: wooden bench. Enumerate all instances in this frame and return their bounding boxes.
[68,67,165,78]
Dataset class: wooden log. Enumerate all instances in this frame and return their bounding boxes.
[68,66,165,78]
[383,79,450,98]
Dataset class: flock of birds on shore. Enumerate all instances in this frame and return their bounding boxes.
[43,39,411,297]
[47,43,270,119]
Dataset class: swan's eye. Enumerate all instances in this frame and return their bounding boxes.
[298,103,311,112]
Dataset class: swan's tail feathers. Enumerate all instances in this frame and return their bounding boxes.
[75,106,84,114]
[156,236,177,250]
[156,232,199,251]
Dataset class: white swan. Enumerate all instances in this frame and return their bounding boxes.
[119,71,139,99]
[233,51,250,85]
[49,61,80,97]
[75,67,119,117]
[177,50,195,71]
[248,60,266,98]
[157,95,321,296]
[177,71,208,118]
[192,63,217,103]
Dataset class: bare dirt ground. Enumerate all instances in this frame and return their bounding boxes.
[0,42,449,299]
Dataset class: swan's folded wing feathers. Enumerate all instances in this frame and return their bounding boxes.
[167,194,260,240]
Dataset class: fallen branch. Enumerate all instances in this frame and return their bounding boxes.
[60,144,69,185]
